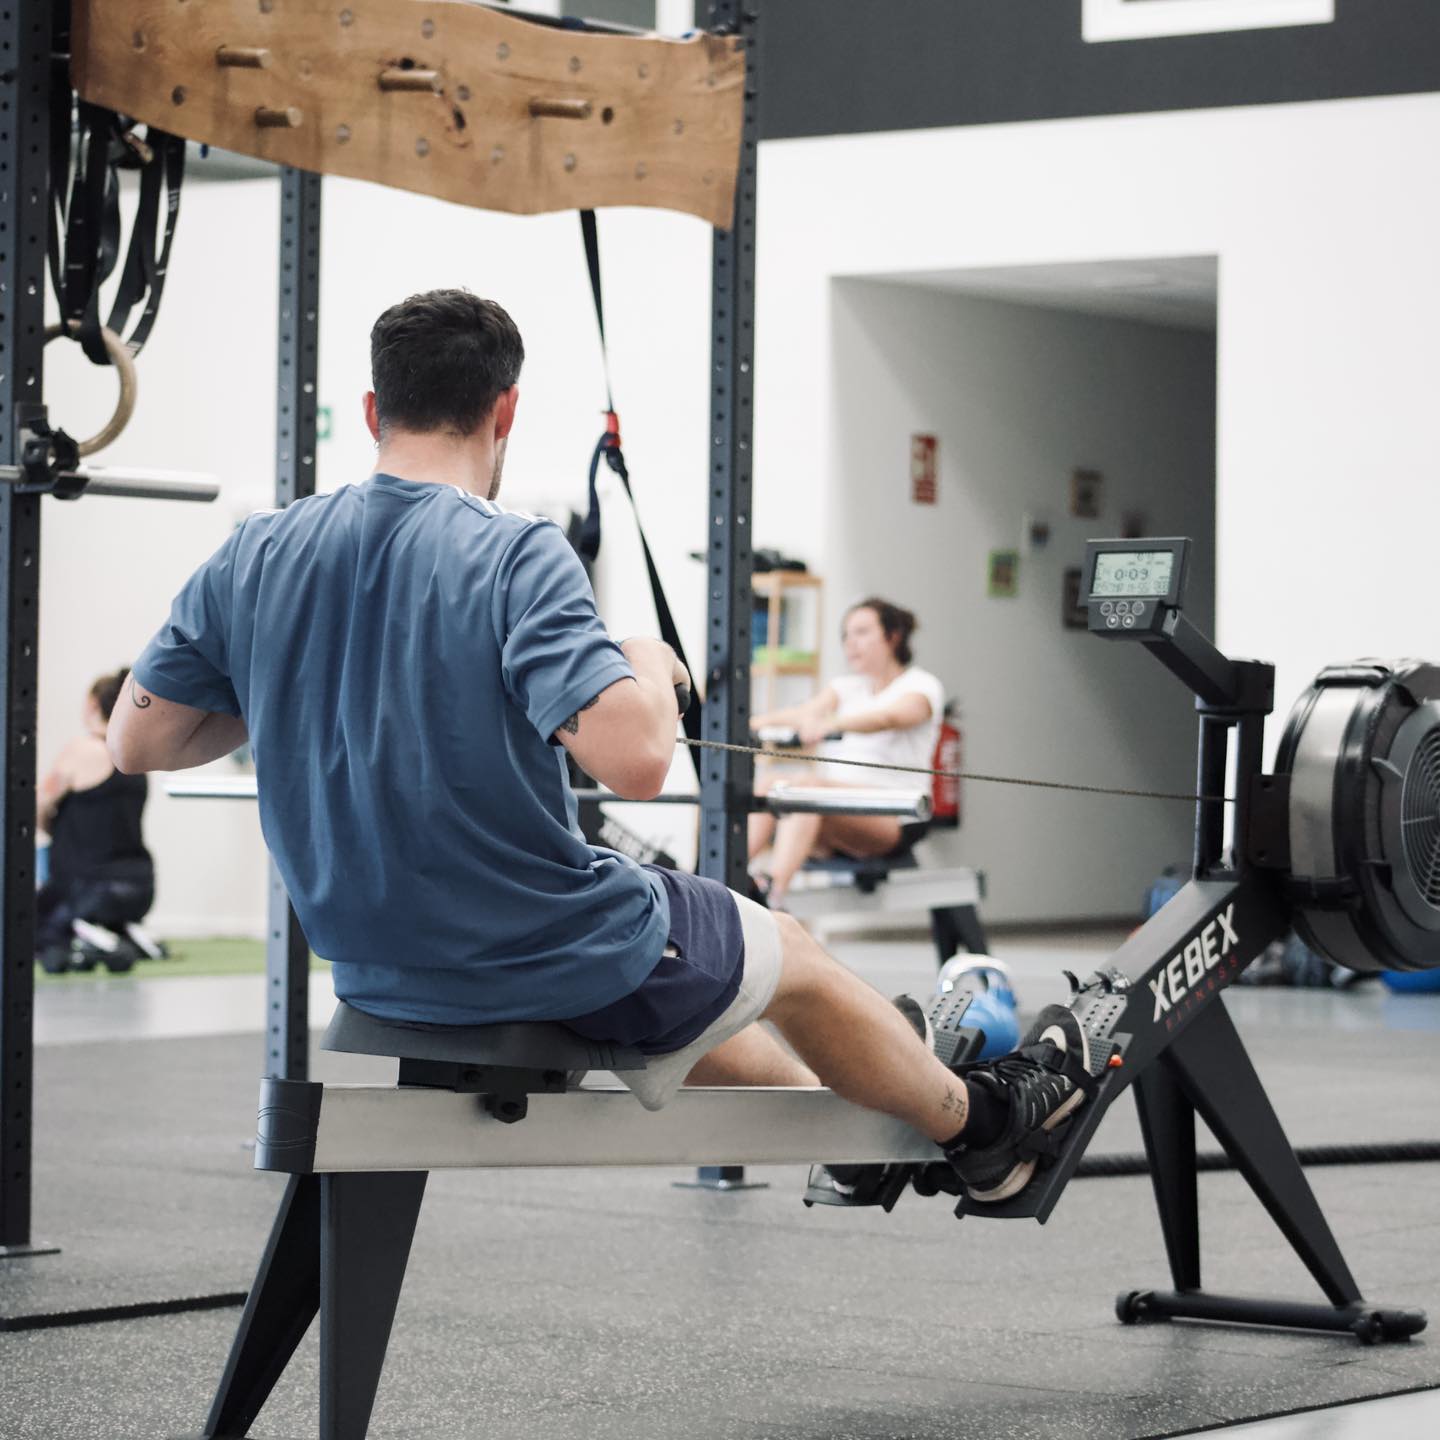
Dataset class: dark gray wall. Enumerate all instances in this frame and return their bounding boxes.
[757,1,1440,140]
[563,0,655,28]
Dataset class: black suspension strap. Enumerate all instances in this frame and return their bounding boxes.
[47,71,185,371]
[579,209,704,781]
[580,209,615,415]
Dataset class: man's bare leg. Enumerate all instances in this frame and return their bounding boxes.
[685,1024,818,1087]
[760,912,972,1145]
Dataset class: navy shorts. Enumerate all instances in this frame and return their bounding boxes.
[565,866,745,1055]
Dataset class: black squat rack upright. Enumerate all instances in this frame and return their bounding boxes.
[0,0,763,1257]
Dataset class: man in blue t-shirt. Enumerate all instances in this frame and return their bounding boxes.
[109,289,1087,1205]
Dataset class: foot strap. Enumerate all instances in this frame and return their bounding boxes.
[1015,1127,1069,1163]
[1029,1037,1099,1097]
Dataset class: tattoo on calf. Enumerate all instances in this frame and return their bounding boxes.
[941,1085,968,1124]
[129,677,152,710]
[556,693,600,737]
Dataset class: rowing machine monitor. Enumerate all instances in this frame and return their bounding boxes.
[1082,537,1266,710]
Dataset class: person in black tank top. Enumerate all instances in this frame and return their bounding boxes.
[37,668,155,970]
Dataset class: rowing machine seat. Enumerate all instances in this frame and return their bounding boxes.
[323,999,646,1071]
[321,1001,648,1119]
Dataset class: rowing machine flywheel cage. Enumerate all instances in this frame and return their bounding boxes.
[1276,659,1440,973]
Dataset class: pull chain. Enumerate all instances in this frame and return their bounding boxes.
[678,736,1235,806]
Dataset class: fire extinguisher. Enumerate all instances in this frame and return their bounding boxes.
[932,701,962,829]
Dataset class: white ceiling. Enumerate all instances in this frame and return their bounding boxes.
[876,256,1219,333]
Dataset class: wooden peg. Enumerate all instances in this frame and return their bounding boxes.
[378,68,442,93]
[528,97,593,121]
[255,106,303,129]
[217,45,272,70]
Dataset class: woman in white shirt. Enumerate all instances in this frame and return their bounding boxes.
[749,597,945,906]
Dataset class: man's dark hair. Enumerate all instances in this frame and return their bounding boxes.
[845,597,918,666]
[370,290,524,436]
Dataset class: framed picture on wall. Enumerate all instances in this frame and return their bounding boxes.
[1062,566,1088,629]
[988,549,1019,598]
[1070,468,1103,519]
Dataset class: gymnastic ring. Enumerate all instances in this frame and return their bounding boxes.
[42,320,138,456]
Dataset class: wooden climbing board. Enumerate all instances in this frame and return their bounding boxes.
[72,0,745,228]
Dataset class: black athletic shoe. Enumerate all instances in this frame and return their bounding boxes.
[37,945,71,975]
[824,994,932,1195]
[946,1004,1091,1203]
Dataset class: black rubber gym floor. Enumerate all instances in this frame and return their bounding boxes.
[2,978,1438,1439]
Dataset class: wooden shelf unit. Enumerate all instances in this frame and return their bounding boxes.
[752,569,822,714]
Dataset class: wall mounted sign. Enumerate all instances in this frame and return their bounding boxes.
[1082,0,1334,44]
[1022,510,1052,554]
[911,434,938,505]
[988,549,1019,598]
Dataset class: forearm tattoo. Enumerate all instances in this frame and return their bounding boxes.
[941,1084,969,1125]
[556,693,601,737]
[129,676,151,710]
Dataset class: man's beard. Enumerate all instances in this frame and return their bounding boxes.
[487,437,508,501]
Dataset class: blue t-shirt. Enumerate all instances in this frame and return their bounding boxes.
[133,474,670,1024]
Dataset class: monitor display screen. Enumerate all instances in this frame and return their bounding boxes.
[1090,551,1175,598]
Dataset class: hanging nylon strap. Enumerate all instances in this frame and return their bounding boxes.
[47,92,185,369]
[580,210,615,414]
[579,210,704,781]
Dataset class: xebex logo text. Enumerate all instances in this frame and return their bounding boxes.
[1150,905,1240,1026]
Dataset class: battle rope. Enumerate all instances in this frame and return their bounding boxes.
[678,735,1237,807]
[1073,1140,1440,1179]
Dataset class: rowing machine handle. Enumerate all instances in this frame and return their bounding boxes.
[755,727,843,749]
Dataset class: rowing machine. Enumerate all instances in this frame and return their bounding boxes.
[808,537,1433,1342]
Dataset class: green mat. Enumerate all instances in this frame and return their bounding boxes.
[34,936,327,983]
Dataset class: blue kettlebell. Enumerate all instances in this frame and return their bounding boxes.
[936,955,1021,1059]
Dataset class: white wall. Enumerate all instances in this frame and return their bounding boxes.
[37,89,1440,935]
[753,92,1440,919]
[828,281,1215,920]
[753,94,1440,722]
